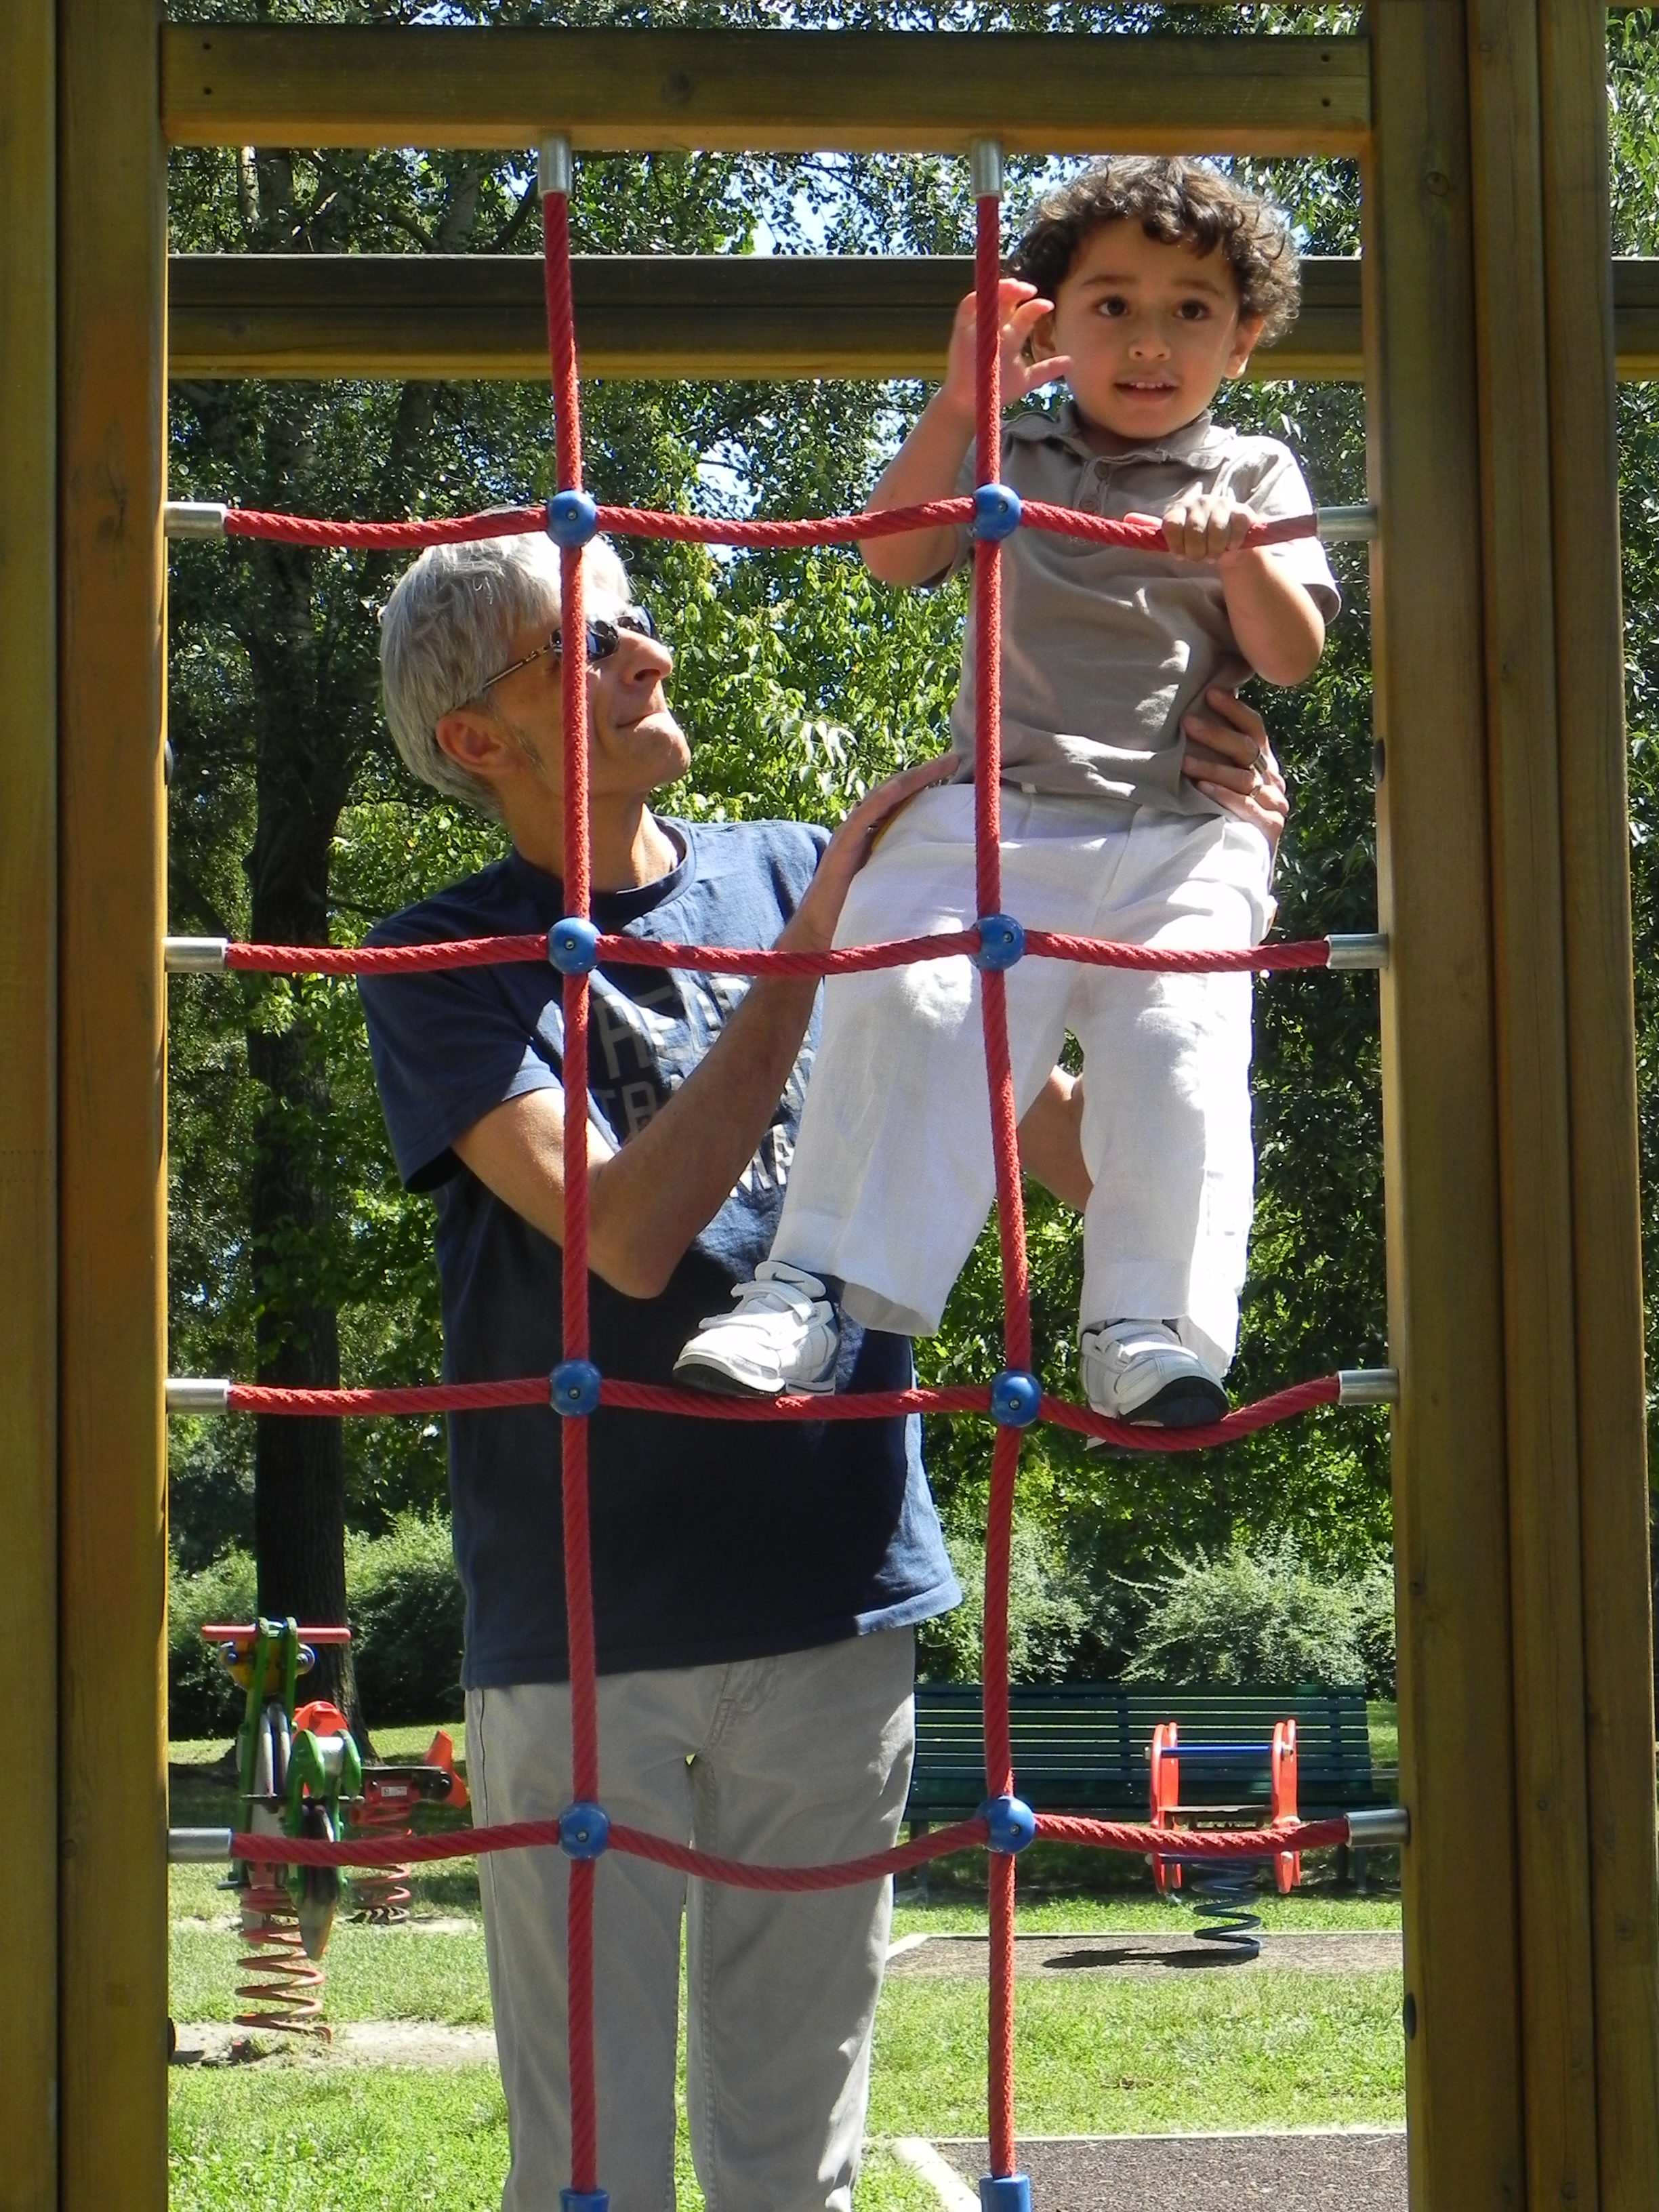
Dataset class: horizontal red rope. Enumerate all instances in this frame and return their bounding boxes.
[219,1374,1345,1448]
[1036,1814,1351,1855]
[226,935,552,975]
[223,506,546,549]
[215,501,1318,557]
[228,1809,1353,1876]
[220,930,1338,981]
[1040,1374,1343,1452]
[231,1815,987,1879]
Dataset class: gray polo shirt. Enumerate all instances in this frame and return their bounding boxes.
[945,403,1340,815]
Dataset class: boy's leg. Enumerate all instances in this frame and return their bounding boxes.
[468,1671,709,2212]
[684,1630,916,2212]
[771,786,1073,1335]
[1073,813,1273,1378]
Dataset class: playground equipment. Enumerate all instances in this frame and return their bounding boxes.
[1149,1717,1303,1962]
[7,9,1659,2212]
[191,1619,468,2033]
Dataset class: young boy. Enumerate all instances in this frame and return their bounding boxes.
[676,158,1338,1427]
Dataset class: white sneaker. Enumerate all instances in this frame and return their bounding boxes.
[674,1261,840,1397]
[1079,1319,1228,1428]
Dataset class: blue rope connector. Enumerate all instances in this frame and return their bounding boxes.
[973,914,1026,972]
[981,1795,1038,1854]
[560,2192,610,2212]
[546,490,599,546]
[989,1370,1042,1428]
[551,1360,602,1417]
[558,1801,611,1860]
[970,483,1023,541]
[549,916,600,974]
[979,2176,1032,2211]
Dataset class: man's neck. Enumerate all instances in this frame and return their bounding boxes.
[511,797,680,893]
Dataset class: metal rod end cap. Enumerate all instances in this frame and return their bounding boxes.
[1338,1368,1400,1407]
[166,1378,232,1416]
[969,138,1004,199]
[539,136,573,198]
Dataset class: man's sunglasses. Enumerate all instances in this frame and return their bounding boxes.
[480,606,656,693]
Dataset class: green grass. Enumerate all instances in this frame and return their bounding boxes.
[870,1972,1405,2138]
[170,2068,511,2211]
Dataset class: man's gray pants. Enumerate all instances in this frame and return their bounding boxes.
[466,1627,917,2212]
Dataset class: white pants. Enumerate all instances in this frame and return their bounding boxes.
[775,787,1274,1376]
[467,1629,916,2212]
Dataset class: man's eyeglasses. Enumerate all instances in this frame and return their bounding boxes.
[480,606,656,693]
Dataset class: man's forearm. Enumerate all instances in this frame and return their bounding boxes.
[586,972,819,1294]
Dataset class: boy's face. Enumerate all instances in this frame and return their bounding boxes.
[1030,219,1265,447]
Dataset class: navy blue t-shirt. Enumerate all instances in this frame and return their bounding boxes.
[359,817,960,1687]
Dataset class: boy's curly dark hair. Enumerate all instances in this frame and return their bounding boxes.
[1010,157,1300,346]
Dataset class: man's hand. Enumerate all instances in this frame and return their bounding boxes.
[1181,687,1288,853]
[783,754,957,955]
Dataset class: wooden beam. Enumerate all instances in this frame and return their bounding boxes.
[0,0,58,2203]
[58,0,169,2208]
[161,24,1369,155]
[1538,1,1659,2203]
[160,251,1659,382]
[163,251,1362,382]
[1465,0,1601,2198]
[1362,4,1528,2206]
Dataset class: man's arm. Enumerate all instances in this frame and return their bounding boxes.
[452,756,953,1299]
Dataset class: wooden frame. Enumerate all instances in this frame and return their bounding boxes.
[0,3,59,2204]
[33,8,1659,2211]
[161,24,1369,155]
[163,251,1659,383]
[58,2,170,2209]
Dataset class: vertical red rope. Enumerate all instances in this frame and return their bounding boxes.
[972,172,1025,2189]
[544,163,602,2201]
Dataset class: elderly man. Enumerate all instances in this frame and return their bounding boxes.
[359,530,1284,2212]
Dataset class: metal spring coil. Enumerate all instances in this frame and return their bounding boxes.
[348,1862,413,1923]
[1185,1856,1266,1960]
[235,1867,331,2039]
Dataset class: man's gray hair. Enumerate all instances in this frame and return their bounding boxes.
[380,531,630,815]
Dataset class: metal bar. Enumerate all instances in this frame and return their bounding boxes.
[163,937,230,972]
[1336,1369,1401,1406]
[1326,933,1390,970]
[166,1379,232,1415]
[163,501,228,539]
[167,1830,235,1864]
[161,26,1370,156]
[1348,1806,1412,1847]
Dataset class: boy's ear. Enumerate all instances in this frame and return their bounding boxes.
[1225,311,1268,379]
[1027,306,1061,365]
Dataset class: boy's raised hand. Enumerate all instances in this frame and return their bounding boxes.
[941,281,1070,426]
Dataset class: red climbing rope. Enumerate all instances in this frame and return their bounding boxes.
[222,1370,1344,1448]
[230,1809,1355,1877]
[216,495,1317,557]
[176,145,1387,2209]
[223,928,1342,979]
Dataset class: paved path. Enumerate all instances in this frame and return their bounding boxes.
[885,1929,1403,1978]
[918,2131,1406,2211]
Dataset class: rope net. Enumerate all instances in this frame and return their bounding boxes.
[194,156,1385,2205]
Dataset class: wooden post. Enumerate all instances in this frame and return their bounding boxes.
[1464,1,1603,2200]
[0,1,58,2205]
[58,0,169,2207]
[1536,3,1659,2204]
[1363,4,1528,2205]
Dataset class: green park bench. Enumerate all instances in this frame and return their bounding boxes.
[906,1681,1392,1887]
